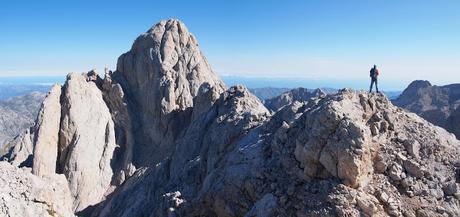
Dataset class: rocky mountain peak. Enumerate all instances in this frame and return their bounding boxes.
[406,80,432,89]
[117,18,225,112]
[114,19,226,165]
[1,19,228,214]
[394,80,460,139]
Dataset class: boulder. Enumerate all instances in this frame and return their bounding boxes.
[0,161,74,217]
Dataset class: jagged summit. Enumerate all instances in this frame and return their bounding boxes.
[116,18,225,103]
[1,19,460,217]
[406,80,432,89]
[114,18,226,166]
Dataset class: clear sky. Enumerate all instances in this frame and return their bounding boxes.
[1,0,459,88]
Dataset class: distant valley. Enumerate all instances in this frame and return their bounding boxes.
[0,92,45,147]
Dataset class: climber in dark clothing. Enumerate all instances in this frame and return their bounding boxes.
[369,65,379,93]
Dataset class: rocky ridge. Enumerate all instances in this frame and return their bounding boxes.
[91,88,460,217]
[0,19,459,217]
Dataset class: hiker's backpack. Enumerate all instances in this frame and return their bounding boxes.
[370,68,379,77]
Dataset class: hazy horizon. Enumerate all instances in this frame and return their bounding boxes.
[0,74,426,91]
[1,0,459,85]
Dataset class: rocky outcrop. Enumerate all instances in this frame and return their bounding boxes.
[1,18,227,215]
[393,80,460,139]
[263,88,326,112]
[275,90,459,216]
[0,161,74,217]
[0,129,34,167]
[95,85,270,217]
[32,84,61,177]
[0,92,46,148]
[93,89,460,217]
[2,75,120,212]
[114,19,226,166]
[57,73,118,212]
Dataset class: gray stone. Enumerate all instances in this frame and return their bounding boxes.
[58,73,117,212]
[32,84,62,177]
[442,182,458,196]
[403,139,421,159]
[0,161,74,217]
[403,159,424,178]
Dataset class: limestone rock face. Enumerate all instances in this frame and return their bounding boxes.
[286,90,460,216]
[0,19,227,215]
[96,90,460,217]
[58,73,117,212]
[94,85,270,217]
[393,80,460,139]
[32,84,62,177]
[0,161,74,217]
[1,73,130,214]
[293,90,375,188]
[1,79,118,212]
[0,129,34,167]
[115,19,226,165]
[100,74,136,186]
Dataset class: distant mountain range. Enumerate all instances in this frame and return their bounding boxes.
[0,84,50,100]
[248,87,290,100]
[0,76,403,100]
[0,85,402,149]
[0,92,45,147]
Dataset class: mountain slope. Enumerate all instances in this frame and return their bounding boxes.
[393,80,460,139]
[248,87,290,100]
[0,92,45,147]
[92,89,460,217]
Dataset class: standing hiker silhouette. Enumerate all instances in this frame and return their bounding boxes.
[369,65,379,93]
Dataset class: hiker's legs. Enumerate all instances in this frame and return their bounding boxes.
[375,79,379,93]
[369,80,374,92]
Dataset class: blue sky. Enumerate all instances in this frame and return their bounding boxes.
[1,0,459,89]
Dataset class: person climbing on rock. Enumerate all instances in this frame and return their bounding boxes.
[369,64,379,93]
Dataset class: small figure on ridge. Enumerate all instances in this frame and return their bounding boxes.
[369,64,379,93]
